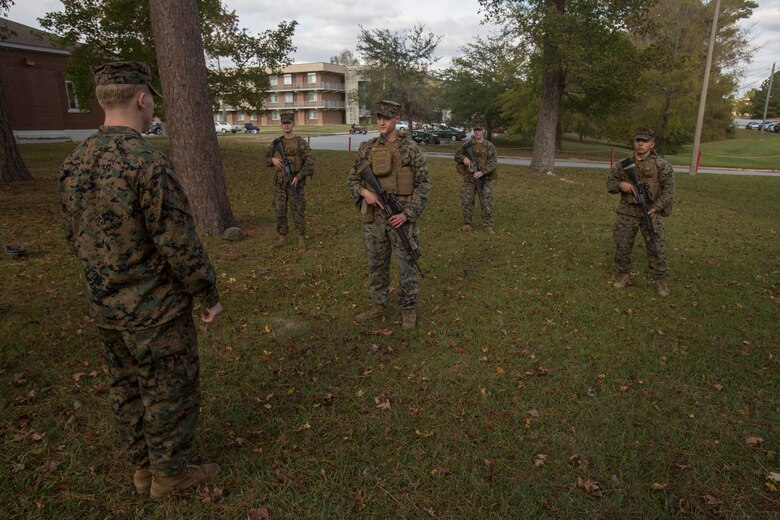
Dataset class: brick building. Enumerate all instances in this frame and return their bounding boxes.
[217,62,370,127]
[1,18,103,141]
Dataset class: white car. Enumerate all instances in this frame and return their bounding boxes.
[215,121,233,133]
[397,120,410,131]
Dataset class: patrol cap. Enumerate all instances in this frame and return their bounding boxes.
[376,100,401,118]
[471,121,486,130]
[634,127,655,140]
[280,112,295,123]
[94,61,162,97]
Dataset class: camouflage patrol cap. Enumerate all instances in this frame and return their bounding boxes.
[94,61,162,97]
[471,121,486,130]
[280,112,295,123]
[634,127,656,140]
[376,100,401,118]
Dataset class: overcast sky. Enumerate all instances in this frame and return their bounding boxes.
[6,0,780,96]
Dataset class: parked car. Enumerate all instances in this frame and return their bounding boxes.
[760,121,778,131]
[244,122,260,134]
[772,122,780,133]
[397,120,410,132]
[215,120,233,133]
[145,122,162,135]
[411,129,440,145]
[745,121,761,130]
[431,125,466,141]
[492,126,507,134]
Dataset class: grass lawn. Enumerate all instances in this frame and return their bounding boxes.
[1,140,778,518]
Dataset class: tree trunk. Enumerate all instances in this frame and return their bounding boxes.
[529,0,565,176]
[148,0,235,235]
[0,81,32,184]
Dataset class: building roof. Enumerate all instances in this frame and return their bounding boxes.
[0,18,69,55]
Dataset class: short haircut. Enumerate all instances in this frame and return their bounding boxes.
[96,84,147,109]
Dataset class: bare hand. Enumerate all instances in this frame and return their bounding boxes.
[200,302,223,323]
[272,158,283,170]
[619,181,634,193]
[473,171,484,179]
[648,208,657,219]
[361,189,384,209]
[291,176,299,187]
[463,158,471,167]
[388,212,408,228]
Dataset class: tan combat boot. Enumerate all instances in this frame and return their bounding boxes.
[271,233,287,249]
[150,463,220,501]
[402,309,417,330]
[297,235,307,252]
[461,224,472,231]
[655,279,670,297]
[355,304,386,322]
[133,467,152,495]
[486,226,496,235]
[612,273,631,289]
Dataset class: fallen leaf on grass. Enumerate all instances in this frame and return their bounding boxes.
[298,422,311,431]
[576,477,603,496]
[375,399,391,410]
[248,507,271,519]
[371,328,394,336]
[746,435,764,447]
[528,409,540,418]
[415,429,434,438]
[495,366,505,374]
[651,482,667,490]
[768,472,780,483]
[534,454,547,467]
[704,495,720,505]
[426,507,437,517]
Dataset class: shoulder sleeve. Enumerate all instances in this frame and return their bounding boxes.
[653,157,675,211]
[298,136,314,178]
[607,161,624,194]
[485,142,498,174]
[403,141,431,221]
[454,142,467,163]
[347,140,374,202]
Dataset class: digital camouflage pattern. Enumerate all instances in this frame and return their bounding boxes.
[98,312,200,476]
[265,135,314,236]
[454,137,498,227]
[58,126,219,329]
[94,61,162,97]
[607,151,675,278]
[347,134,431,309]
[58,124,218,477]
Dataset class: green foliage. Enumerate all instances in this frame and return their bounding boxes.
[38,0,297,113]
[439,37,526,133]
[329,49,360,66]
[357,24,442,120]
[1,140,778,517]
[748,71,780,119]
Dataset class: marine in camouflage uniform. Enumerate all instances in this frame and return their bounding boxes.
[265,112,314,251]
[607,128,675,296]
[454,123,498,234]
[57,62,222,498]
[347,100,431,329]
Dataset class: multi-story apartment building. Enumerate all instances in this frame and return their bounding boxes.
[217,62,370,128]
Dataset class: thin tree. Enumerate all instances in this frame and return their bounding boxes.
[0,0,32,184]
[148,0,234,234]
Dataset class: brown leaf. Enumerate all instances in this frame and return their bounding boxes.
[576,477,603,496]
[746,435,764,447]
[528,409,540,418]
[651,482,667,490]
[534,454,547,467]
[371,328,394,336]
[247,506,271,519]
[495,366,505,374]
[425,507,437,518]
[72,373,85,383]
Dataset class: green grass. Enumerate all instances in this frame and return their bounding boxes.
[2,141,778,518]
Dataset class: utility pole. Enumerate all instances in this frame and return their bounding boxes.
[689,0,721,175]
[760,62,775,141]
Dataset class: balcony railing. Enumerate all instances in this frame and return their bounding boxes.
[265,100,346,110]
[268,81,345,92]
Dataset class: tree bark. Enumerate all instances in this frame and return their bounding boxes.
[0,81,32,184]
[148,0,235,235]
[529,0,565,176]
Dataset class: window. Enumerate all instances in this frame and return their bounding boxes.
[270,93,278,103]
[284,92,293,103]
[269,74,277,86]
[271,111,279,121]
[237,112,245,121]
[308,92,317,102]
[309,109,318,120]
[307,72,316,84]
[283,73,292,85]
[65,80,80,111]
[250,113,257,120]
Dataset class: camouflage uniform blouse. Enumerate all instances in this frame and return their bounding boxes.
[454,138,498,176]
[346,135,431,222]
[264,135,315,185]
[58,126,219,329]
[607,151,675,218]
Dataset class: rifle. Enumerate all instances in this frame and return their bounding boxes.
[273,137,300,193]
[463,142,489,194]
[619,157,658,252]
[357,162,424,277]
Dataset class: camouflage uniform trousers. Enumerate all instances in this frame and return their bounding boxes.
[461,175,493,227]
[363,216,420,310]
[96,311,201,477]
[613,212,669,279]
[274,183,306,236]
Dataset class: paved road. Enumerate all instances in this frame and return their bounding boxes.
[307,132,780,177]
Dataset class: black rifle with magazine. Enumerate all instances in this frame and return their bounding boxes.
[273,137,300,193]
[619,156,658,252]
[357,162,424,277]
[463,142,489,194]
